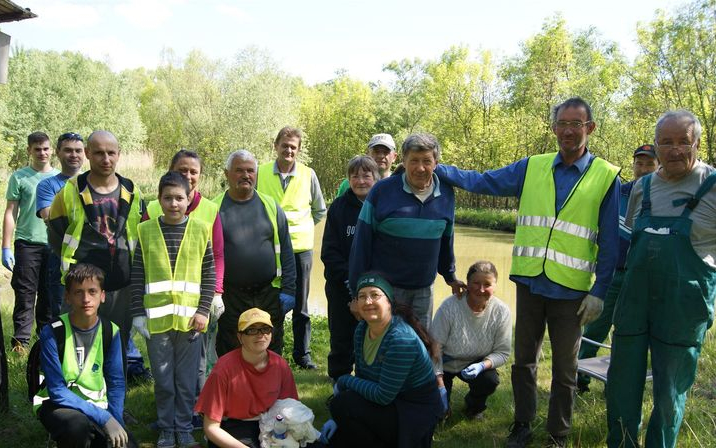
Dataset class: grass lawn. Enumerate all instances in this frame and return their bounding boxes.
[1,304,715,447]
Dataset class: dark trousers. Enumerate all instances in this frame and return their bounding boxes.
[326,280,358,380]
[512,283,582,437]
[99,286,134,376]
[443,363,500,414]
[38,401,138,448]
[329,390,398,448]
[46,251,65,318]
[292,250,313,364]
[11,239,52,345]
[208,419,260,448]
[217,283,284,357]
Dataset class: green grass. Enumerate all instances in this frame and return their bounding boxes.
[1,303,715,447]
[455,207,518,232]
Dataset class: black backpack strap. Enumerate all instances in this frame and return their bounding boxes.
[51,319,66,364]
[100,317,114,358]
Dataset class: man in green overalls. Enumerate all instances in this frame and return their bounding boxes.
[606,109,716,448]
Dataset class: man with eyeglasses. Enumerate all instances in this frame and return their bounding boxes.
[2,132,60,354]
[435,97,620,448]
[36,132,86,317]
[606,110,716,448]
[577,144,658,394]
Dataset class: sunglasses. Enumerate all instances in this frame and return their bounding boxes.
[58,132,83,142]
[242,326,272,336]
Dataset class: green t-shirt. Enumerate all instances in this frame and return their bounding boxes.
[336,178,350,198]
[363,326,387,365]
[6,166,59,244]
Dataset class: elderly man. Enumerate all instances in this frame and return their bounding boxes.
[606,110,716,448]
[349,133,464,330]
[2,132,59,353]
[436,97,620,447]
[47,130,144,350]
[577,144,658,393]
[215,150,296,357]
[335,133,397,197]
[257,127,326,369]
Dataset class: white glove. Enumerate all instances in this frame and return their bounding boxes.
[211,294,225,320]
[102,415,128,448]
[577,294,604,326]
[132,316,151,340]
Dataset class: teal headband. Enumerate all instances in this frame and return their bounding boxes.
[356,272,394,304]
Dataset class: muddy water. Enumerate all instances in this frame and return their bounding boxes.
[307,221,516,317]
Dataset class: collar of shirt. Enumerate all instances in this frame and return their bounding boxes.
[552,148,593,173]
[272,160,297,176]
[401,172,442,197]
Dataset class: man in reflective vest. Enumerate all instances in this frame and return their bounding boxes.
[436,97,620,448]
[257,127,326,369]
[34,263,135,448]
[218,149,296,357]
[606,110,716,448]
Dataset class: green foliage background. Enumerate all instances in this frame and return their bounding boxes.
[1,1,715,206]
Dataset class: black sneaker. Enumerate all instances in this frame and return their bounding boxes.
[545,434,567,447]
[297,359,318,370]
[506,421,533,448]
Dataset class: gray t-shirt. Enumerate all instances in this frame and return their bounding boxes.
[71,320,99,372]
[625,161,716,267]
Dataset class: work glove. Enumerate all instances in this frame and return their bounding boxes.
[280,293,296,315]
[577,294,604,326]
[461,362,485,379]
[2,248,14,271]
[211,294,225,320]
[319,419,338,444]
[439,386,449,414]
[132,316,150,340]
[103,416,128,448]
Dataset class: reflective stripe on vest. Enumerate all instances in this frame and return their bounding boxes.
[510,153,620,291]
[33,314,117,414]
[257,161,314,252]
[59,175,142,284]
[147,196,218,242]
[213,190,283,288]
[138,217,211,334]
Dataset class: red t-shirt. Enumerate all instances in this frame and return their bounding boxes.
[195,348,298,422]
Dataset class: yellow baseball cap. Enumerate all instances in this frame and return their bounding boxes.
[238,308,273,332]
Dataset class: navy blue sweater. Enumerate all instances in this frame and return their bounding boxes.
[349,174,457,291]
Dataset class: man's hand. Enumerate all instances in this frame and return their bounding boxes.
[439,386,449,414]
[132,316,150,340]
[2,248,14,271]
[447,279,467,297]
[348,299,362,321]
[319,419,338,444]
[189,313,208,332]
[210,294,225,320]
[577,294,604,326]
[461,362,485,379]
[102,416,128,448]
[279,293,295,315]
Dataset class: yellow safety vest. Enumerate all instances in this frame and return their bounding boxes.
[146,195,218,240]
[138,217,211,333]
[58,173,142,281]
[257,161,314,252]
[33,314,118,413]
[511,153,620,291]
[213,190,282,289]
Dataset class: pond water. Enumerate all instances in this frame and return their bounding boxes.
[307,221,516,317]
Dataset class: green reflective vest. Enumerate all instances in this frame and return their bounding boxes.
[59,174,142,281]
[146,195,218,241]
[257,161,314,252]
[213,190,282,289]
[138,217,211,333]
[511,153,620,291]
[33,314,118,413]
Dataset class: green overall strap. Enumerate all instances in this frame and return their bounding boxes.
[680,171,716,217]
[639,173,653,217]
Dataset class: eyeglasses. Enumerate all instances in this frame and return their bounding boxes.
[655,142,697,152]
[356,292,386,303]
[553,120,593,129]
[58,132,83,142]
[242,326,272,336]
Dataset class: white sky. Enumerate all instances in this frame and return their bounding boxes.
[1,0,683,84]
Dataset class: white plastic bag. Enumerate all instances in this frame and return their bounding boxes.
[259,398,321,448]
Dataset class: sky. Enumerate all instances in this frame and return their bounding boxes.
[1,0,683,85]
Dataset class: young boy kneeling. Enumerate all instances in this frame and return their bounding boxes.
[34,263,134,448]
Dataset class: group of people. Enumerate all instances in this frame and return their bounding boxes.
[2,96,714,448]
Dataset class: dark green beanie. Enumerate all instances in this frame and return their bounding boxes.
[356,272,394,304]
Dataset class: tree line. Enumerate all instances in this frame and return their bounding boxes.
[0,0,714,208]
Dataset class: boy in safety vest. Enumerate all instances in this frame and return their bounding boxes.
[131,171,215,448]
[34,263,134,448]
